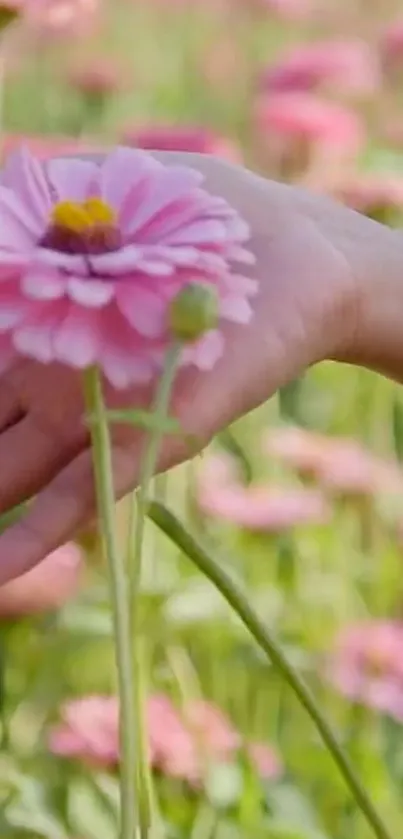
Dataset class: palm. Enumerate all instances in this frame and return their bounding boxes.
[0,152,356,582]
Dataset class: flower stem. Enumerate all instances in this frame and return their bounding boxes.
[128,343,182,838]
[83,367,136,839]
[148,500,393,839]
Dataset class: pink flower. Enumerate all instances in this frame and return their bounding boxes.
[255,93,365,157]
[121,124,241,164]
[50,693,282,784]
[327,621,403,721]
[381,19,403,70]
[2,133,104,159]
[0,146,255,388]
[266,426,403,498]
[49,696,119,766]
[0,543,82,618]
[196,452,330,531]
[27,0,99,38]
[68,57,126,98]
[330,173,403,219]
[247,742,282,779]
[259,40,380,96]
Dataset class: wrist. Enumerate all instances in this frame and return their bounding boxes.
[335,216,403,380]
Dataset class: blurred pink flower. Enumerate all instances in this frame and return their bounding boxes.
[50,693,281,783]
[1,133,104,160]
[381,18,403,70]
[121,124,241,164]
[266,426,403,497]
[327,621,403,720]
[255,92,365,157]
[0,543,82,618]
[68,57,126,98]
[247,741,282,779]
[330,173,403,219]
[196,451,330,531]
[27,0,99,37]
[0,146,255,388]
[259,40,380,96]
[49,696,119,766]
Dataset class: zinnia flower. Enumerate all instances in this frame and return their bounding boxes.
[266,426,403,498]
[196,452,330,530]
[49,696,119,766]
[0,146,255,388]
[381,18,403,71]
[0,542,82,617]
[68,57,126,98]
[258,39,379,97]
[326,621,403,721]
[329,173,403,222]
[49,693,282,783]
[122,124,241,164]
[255,92,365,156]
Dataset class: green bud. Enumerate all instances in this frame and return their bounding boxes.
[169,282,218,342]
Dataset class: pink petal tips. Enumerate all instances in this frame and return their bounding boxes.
[0,146,256,387]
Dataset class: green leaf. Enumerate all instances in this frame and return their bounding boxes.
[68,778,117,839]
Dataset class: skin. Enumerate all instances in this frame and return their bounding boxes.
[0,151,401,584]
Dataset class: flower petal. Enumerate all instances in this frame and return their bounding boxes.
[22,268,65,300]
[13,303,64,363]
[124,166,204,238]
[100,146,162,212]
[183,329,225,371]
[162,219,230,246]
[0,186,42,244]
[67,278,115,308]
[103,349,155,389]
[46,158,99,203]
[116,284,167,338]
[0,283,30,330]
[36,248,88,276]
[219,296,253,324]
[53,306,102,368]
[2,147,52,228]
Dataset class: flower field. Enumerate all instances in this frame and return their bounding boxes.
[2,2,403,838]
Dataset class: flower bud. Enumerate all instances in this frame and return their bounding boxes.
[169,282,218,342]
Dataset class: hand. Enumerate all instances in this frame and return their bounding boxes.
[0,152,396,583]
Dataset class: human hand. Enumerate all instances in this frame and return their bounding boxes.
[0,151,398,583]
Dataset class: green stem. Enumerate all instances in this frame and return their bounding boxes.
[83,367,136,839]
[128,342,181,837]
[148,501,393,839]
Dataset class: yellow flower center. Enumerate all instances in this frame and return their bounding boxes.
[42,198,120,255]
[51,198,117,232]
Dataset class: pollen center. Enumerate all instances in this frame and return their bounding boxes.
[42,198,120,255]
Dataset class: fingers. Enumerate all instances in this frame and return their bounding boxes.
[0,442,135,583]
[0,414,87,514]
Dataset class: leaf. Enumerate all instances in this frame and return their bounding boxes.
[68,778,117,839]
[59,603,113,637]
[266,785,329,839]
